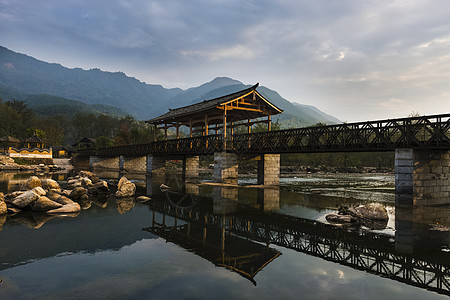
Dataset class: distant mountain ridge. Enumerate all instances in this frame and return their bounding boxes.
[0,46,340,125]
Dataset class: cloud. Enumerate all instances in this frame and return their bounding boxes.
[1,0,450,121]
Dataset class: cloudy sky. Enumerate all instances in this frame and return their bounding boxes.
[1,0,450,122]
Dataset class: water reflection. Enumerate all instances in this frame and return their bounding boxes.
[0,171,449,299]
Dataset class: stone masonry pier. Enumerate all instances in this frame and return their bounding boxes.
[395,149,450,206]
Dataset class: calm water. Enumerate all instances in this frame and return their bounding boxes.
[0,171,449,300]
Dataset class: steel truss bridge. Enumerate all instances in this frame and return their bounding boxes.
[147,199,450,296]
[83,113,450,157]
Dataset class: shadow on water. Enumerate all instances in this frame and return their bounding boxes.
[0,170,449,298]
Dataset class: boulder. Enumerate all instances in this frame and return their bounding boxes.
[0,193,6,215]
[12,190,39,208]
[160,184,170,191]
[326,213,356,224]
[7,207,21,214]
[31,196,63,212]
[0,199,7,215]
[25,176,41,190]
[41,179,61,190]
[353,203,388,221]
[79,171,100,184]
[136,196,151,203]
[32,187,46,197]
[69,187,87,200]
[55,195,76,205]
[115,177,136,198]
[88,180,110,195]
[47,202,81,214]
[46,190,62,201]
[81,177,93,187]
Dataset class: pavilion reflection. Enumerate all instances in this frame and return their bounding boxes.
[143,207,281,285]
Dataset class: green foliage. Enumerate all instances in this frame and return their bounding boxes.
[0,98,154,148]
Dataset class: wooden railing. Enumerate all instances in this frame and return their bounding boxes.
[79,113,450,157]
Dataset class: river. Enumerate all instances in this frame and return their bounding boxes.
[0,169,449,300]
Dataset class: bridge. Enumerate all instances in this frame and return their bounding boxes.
[79,84,450,206]
[142,195,450,295]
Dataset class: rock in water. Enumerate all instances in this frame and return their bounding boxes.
[326,213,356,224]
[115,177,136,198]
[160,184,170,191]
[47,202,81,214]
[32,187,46,197]
[31,196,63,212]
[55,195,76,205]
[69,187,87,200]
[88,181,110,196]
[41,179,61,190]
[354,203,388,221]
[25,176,42,190]
[136,196,151,203]
[0,198,7,216]
[12,190,40,208]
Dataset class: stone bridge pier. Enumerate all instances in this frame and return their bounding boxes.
[395,149,450,206]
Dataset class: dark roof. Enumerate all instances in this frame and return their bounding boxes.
[24,135,45,143]
[147,83,283,125]
[0,135,20,143]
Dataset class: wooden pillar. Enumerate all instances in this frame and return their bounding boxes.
[223,107,227,150]
[230,122,234,137]
[153,125,157,141]
[205,115,209,149]
[268,114,272,131]
[248,119,251,134]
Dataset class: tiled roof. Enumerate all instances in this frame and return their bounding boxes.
[147,83,282,124]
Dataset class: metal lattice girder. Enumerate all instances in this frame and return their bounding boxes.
[89,113,450,157]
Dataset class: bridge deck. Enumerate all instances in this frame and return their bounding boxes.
[84,113,450,157]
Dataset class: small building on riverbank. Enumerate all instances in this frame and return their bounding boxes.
[0,135,20,153]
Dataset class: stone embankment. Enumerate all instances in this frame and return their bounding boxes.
[0,154,61,172]
[0,170,150,230]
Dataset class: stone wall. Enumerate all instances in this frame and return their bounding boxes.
[121,156,147,173]
[183,156,199,181]
[147,155,166,177]
[214,152,238,184]
[395,148,450,206]
[91,156,120,170]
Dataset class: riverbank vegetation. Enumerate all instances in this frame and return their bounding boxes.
[1,99,395,169]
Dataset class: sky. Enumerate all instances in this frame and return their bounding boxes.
[1,0,450,122]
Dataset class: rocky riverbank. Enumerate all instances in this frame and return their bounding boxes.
[0,170,150,230]
[0,154,62,172]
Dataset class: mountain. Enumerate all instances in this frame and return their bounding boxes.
[172,78,341,127]
[0,46,340,125]
[0,83,127,117]
[0,46,181,119]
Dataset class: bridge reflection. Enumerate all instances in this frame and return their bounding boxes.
[143,185,450,295]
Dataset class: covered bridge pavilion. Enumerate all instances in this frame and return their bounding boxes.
[146,83,284,185]
[147,83,283,147]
